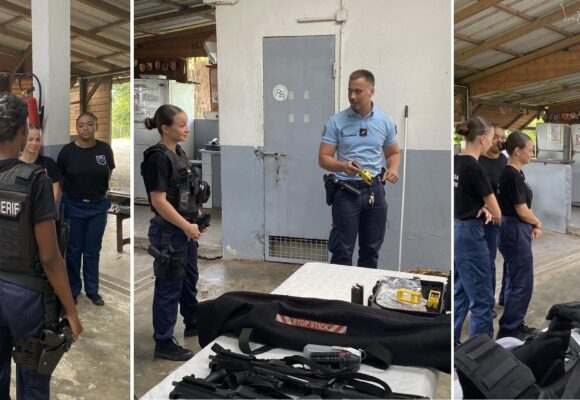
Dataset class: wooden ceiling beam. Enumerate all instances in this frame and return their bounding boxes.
[0,1,29,17]
[0,26,30,42]
[460,34,580,84]
[456,1,580,63]
[0,15,25,28]
[455,64,482,73]
[467,46,580,97]
[455,0,505,23]
[455,32,523,57]
[73,0,129,21]
[71,50,121,69]
[0,43,22,58]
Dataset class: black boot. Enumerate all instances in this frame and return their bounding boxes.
[154,337,194,361]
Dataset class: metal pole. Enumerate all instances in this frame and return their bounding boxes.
[398,105,409,272]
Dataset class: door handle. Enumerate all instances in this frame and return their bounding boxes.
[254,147,287,158]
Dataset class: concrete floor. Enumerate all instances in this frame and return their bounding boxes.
[10,213,131,400]
[133,205,451,399]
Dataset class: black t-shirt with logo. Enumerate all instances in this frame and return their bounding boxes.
[498,165,533,218]
[34,154,62,184]
[0,160,57,224]
[454,154,493,220]
[479,153,507,198]
[57,140,115,200]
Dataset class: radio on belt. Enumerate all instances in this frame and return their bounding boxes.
[303,344,362,371]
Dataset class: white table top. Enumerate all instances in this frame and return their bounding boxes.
[141,262,444,399]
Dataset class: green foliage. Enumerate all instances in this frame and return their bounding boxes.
[111,82,130,139]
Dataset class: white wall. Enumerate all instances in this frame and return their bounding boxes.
[216,0,451,151]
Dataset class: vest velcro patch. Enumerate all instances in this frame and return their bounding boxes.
[275,313,347,334]
[0,199,22,218]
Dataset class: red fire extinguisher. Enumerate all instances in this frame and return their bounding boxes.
[23,93,40,127]
[18,74,43,127]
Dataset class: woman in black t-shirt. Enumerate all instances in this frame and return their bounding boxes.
[57,112,115,307]
[20,125,62,203]
[141,105,205,362]
[454,116,501,345]
[496,131,541,340]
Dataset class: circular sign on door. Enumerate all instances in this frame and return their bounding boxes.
[273,84,288,102]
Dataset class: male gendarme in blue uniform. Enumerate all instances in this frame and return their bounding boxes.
[319,69,400,268]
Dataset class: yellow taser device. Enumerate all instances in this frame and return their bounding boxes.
[352,161,374,184]
[426,290,441,310]
[396,288,422,304]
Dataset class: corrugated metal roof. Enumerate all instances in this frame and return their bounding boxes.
[462,49,514,70]
[0,0,129,77]
[455,0,580,108]
[501,28,563,52]
[134,0,214,38]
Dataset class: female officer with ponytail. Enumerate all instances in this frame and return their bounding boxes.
[454,116,501,345]
[0,92,82,399]
[496,131,541,340]
[141,105,209,361]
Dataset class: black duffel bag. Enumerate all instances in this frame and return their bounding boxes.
[197,291,451,373]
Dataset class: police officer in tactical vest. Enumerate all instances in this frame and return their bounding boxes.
[0,93,82,399]
[141,104,210,361]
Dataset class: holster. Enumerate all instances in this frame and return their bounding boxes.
[323,174,339,206]
[12,320,73,376]
[150,214,187,280]
[149,244,186,280]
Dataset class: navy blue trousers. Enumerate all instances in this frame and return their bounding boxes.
[148,218,199,342]
[483,223,501,304]
[329,184,387,268]
[498,216,534,331]
[62,192,110,297]
[0,280,50,400]
[454,219,494,344]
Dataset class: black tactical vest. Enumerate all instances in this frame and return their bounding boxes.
[0,163,43,279]
[142,143,200,218]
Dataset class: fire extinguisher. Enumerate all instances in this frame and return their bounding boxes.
[18,74,44,127]
[23,93,39,127]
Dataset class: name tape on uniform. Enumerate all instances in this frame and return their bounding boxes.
[275,313,347,334]
[0,200,22,217]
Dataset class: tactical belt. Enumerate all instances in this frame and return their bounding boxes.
[342,177,383,189]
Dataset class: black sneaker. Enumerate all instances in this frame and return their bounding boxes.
[73,296,78,305]
[86,293,105,306]
[154,337,194,361]
[184,324,198,337]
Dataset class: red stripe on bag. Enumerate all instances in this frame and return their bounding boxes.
[275,314,347,334]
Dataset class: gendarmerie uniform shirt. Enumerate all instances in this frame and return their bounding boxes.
[498,165,533,219]
[57,140,115,201]
[454,154,493,220]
